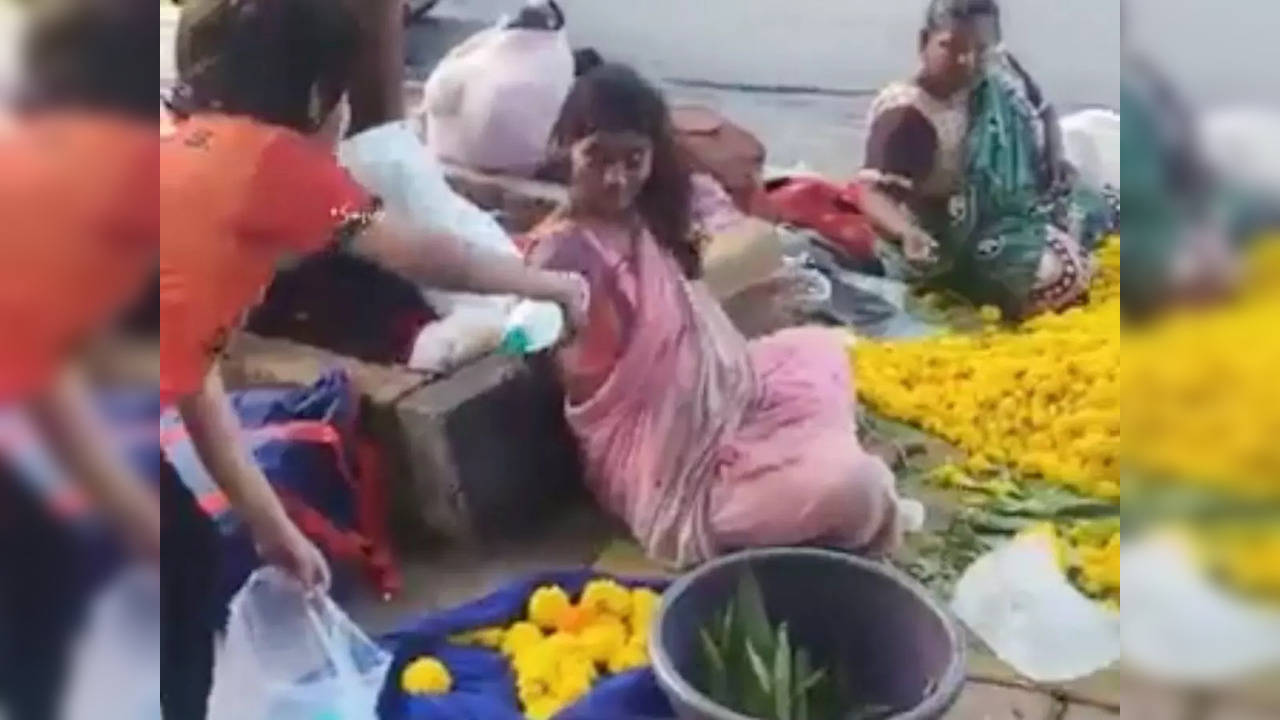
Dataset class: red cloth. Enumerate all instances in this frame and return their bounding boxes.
[763,177,878,262]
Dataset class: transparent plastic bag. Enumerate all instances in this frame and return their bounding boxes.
[207,568,391,720]
[62,566,162,720]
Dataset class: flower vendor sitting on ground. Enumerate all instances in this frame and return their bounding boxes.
[161,0,587,714]
[0,2,158,718]
[855,0,1117,320]
[1119,54,1262,320]
[524,64,904,569]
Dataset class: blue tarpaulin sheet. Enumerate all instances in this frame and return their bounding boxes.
[0,371,367,604]
[378,570,675,720]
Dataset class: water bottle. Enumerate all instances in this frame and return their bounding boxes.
[499,299,566,355]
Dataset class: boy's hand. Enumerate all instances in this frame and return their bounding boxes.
[252,514,331,593]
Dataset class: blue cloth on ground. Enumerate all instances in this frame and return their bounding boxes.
[1,370,363,605]
[379,570,674,720]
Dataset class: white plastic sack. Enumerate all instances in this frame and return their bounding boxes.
[419,10,573,176]
[951,526,1120,682]
[1121,530,1280,683]
[207,568,391,720]
[338,121,518,374]
[1201,107,1280,198]
[1060,109,1121,192]
[62,567,162,720]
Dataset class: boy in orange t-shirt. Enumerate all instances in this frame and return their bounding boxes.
[160,0,588,714]
[0,3,160,719]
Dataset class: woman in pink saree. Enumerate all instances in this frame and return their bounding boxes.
[526,65,902,567]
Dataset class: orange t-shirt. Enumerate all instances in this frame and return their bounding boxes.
[0,113,158,403]
[159,115,375,404]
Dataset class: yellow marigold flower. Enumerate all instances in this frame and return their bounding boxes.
[524,697,566,720]
[400,656,453,695]
[554,604,596,635]
[606,637,649,674]
[502,621,544,658]
[545,632,596,671]
[628,588,661,637]
[552,654,597,703]
[579,578,632,618]
[517,674,551,705]
[1201,525,1280,603]
[578,615,627,665]
[528,585,572,631]
[449,626,505,649]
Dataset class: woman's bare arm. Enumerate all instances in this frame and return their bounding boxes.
[856,183,939,263]
[350,216,589,328]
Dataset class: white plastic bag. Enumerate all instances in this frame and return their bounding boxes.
[1121,530,1280,683]
[207,568,391,720]
[1059,109,1120,192]
[951,526,1119,682]
[338,121,518,374]
[62,567,162,720]
[1201,107,1280,198]
[419,3,573,176]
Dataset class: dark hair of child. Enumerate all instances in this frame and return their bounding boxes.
[21,0,158,120]
[176,0,360,132]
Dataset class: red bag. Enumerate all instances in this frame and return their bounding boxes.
[764,177,878,263]
[671,106,766,213]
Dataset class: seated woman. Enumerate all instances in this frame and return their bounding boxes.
[856,0,1117,319]
[1121,55,1244,319]
[525,64,902,568]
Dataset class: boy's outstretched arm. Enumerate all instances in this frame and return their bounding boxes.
[26,365,160,561]
[177,364,330,591]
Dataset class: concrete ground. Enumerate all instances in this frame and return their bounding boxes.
[349,492,1280,719]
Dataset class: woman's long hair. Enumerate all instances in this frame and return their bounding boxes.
[550,64,701,279]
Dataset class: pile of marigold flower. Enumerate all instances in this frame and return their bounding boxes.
[855,240,1121,606]
[1124,234,1280,603]
[401,579,661,719]
[853,238,1121,501]
[1124,235,1280,499]
[1059,520,1121,606]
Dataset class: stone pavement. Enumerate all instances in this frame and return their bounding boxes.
[344,485,1280,720]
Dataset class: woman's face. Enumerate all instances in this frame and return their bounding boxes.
[568,130,654,217]
[920,25,980,95]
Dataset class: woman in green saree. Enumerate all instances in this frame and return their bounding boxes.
[856,0,1117,319]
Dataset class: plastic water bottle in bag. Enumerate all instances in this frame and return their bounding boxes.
[499,299,565,355]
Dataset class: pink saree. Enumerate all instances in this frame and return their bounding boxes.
[529,220,900,568]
